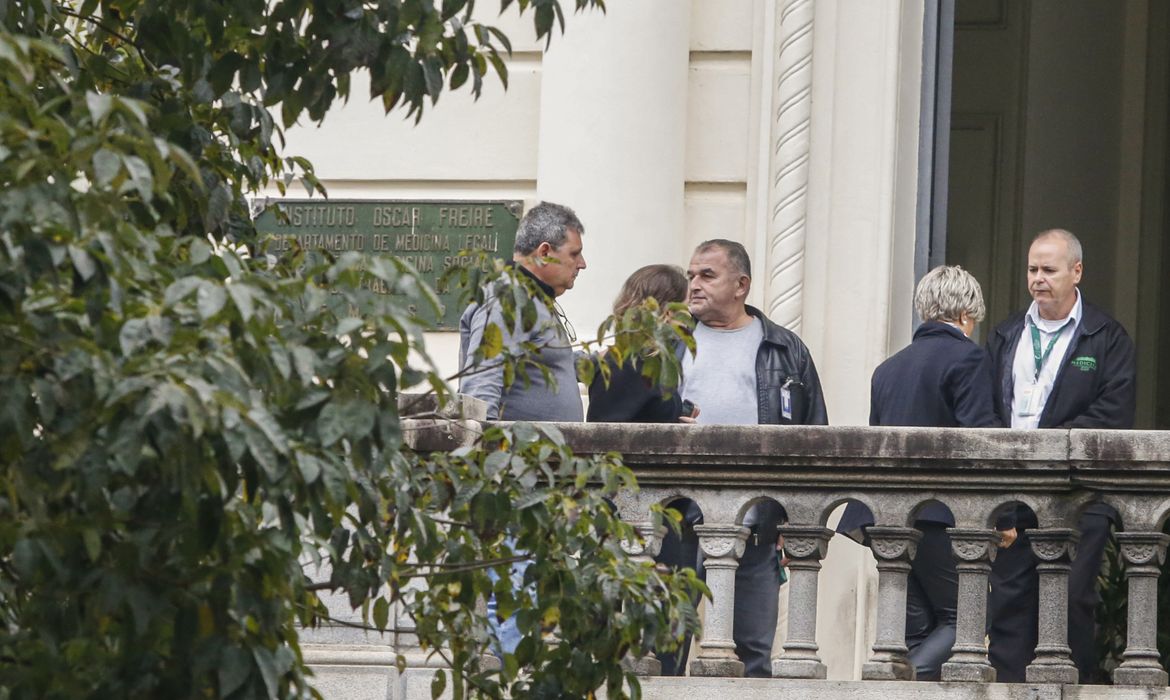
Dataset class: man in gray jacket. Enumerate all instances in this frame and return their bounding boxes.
[458,201,587,421]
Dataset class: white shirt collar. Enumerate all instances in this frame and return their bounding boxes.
[1025,288,1082,332]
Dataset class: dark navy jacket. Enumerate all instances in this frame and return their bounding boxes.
[987,298,1135,526]
[870,321,1000,430]
[839,321,999,536]
[987,299,1136,430]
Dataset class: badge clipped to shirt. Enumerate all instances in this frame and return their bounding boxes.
[1017,383,1043,417]
[780,383,793,421]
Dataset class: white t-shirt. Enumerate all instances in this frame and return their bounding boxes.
[681,318,764,425]
[1010,290,1083,429]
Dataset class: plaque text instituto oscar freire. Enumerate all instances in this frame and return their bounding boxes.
[254,199,522,329]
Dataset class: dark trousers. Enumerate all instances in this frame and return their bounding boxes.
[733,530,781,677]
[657,502,784,678]
[988,512,1111,683]
[906,522,959,680]
[654,500,702,675]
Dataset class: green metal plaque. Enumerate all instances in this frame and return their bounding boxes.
[254,199,522,329]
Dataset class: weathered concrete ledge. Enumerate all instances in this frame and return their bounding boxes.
[376,669,1170,700]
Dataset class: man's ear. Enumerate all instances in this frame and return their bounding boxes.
[534,241,551,263]
[736,274,751,299]
[1072,261,1083,284]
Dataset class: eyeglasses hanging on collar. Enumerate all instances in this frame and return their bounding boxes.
[553,301,577,343]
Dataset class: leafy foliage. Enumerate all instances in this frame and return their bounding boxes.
[1095,537,1127,682]
[0,1,702,699]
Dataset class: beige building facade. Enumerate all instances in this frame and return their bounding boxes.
[273,0,1170,682]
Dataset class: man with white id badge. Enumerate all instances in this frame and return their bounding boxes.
[986,229,1136,683]
[681,239,827,677]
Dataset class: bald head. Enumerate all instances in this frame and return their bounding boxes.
[1027,229,1083,320]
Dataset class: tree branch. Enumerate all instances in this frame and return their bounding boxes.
[56,5,158,72]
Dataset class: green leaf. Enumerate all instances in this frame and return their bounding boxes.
[226,283,255,321]
[449,62,469,90]
[373,597,390,630]
[207,184,231,230]
[296,453,323,484]
[189,238,212,264]
[291,347,316,384]
[82,529,102,561]
[92,148,121,187]
[317,402,348,447]
[431,669,446,699]
[335,317,364,336]
[164,276,202,306]
[247,406,288,455]
[422,56,443,101]
[481,322,503,359]
[68,245,96,280]
[86,91,112,122]
[122,155,154,196]
[251,647,279,697]
[118,318,152,356]
[197,283,227,319]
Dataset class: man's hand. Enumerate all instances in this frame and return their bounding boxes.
[998,527,1018,548]
[678,401,700,424]
[776,534,790,567]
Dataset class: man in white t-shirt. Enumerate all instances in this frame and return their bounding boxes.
[681,239,828,677]
[986,229,1136,683]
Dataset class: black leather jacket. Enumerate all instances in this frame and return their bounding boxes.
[747,305,829,425]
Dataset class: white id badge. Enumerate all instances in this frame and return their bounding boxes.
[781,385,793,421]
[1017,385,1043,417]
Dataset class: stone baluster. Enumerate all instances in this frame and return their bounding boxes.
[772,526,834,679]
[941,529,1000,682]
[1112,532,1170,686]
[862,527,922,680]
[1024,529,1079,683]
[689,524,749,677]
[620,521,666,676]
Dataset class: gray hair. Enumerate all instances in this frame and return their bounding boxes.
[694,239,752,279]
[914,265,986,323]
[1033,228,1083,265]
[513,202,584,254]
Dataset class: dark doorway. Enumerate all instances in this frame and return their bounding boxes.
[940,0,1170,428]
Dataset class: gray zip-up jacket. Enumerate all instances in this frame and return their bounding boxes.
[457,266,583,422]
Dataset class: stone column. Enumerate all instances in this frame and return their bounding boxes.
[1112,532,1170,686]
[620,522,665,676]
[766,0,816,333]
[941,529,999,682]
[689,524,749,677]
[535,0,691,333]
[1025,529,1080,684]
[862,527,922,680]
[772,526,834,679]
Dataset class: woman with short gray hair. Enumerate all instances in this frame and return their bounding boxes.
[913,263,987,334]
[839,264,1000,680]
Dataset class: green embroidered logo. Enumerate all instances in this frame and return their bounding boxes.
[1071,356,1097,372]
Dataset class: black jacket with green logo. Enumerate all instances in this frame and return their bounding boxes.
[987,298,1136,430]
[988,298,1135,526]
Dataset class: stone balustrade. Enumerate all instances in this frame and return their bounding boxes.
[309,420,1170,699]
[558,423,1170,688]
